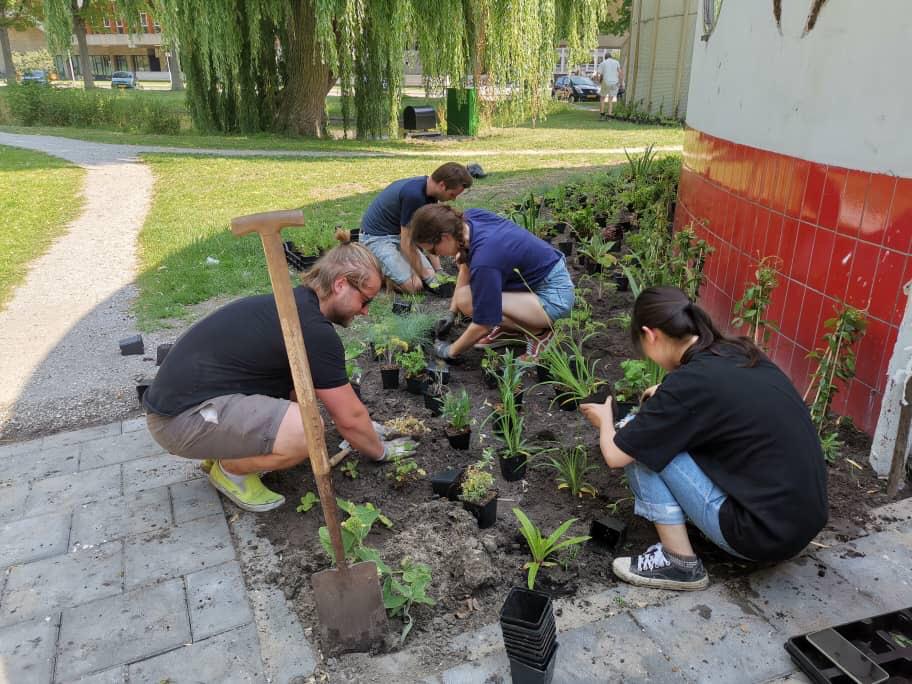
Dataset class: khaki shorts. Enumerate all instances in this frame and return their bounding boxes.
[146,394,290,461]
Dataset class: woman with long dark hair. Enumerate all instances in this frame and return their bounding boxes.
[581,286,827,591]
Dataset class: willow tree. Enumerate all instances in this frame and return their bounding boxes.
[146,0,602,138]
[42,0,112,88]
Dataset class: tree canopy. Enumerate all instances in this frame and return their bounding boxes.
[146,0,605,138]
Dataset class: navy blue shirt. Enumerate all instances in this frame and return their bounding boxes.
[465,209,562,326]
[361,176,435,236]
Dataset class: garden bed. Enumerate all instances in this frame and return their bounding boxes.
[251,264,899,678]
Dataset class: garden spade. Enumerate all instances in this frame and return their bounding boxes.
[231,209,388,653]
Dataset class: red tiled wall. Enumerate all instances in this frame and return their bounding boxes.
[676,128,912,434]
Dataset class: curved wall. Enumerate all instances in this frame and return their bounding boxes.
[677,1,912,434]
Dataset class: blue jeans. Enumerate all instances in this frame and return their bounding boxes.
[361,233,433,285]
[533,257,575,322]
[625,452,750,559]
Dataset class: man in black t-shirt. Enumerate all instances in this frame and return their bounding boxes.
[144,238,412,513]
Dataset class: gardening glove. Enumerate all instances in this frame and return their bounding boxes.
[434,310,457,338]
[422,273,442,291]
[380,437,417,462]
[372,420,389,439]
[433,340,453,360]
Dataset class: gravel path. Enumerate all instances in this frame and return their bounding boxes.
[0,132,680,442]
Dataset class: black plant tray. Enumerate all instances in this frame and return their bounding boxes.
[503,620,557,653]
[784,606,912,683]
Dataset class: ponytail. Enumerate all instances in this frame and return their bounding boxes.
[299,227,381,297]
[411,204,471,264]
[631,287,761,366]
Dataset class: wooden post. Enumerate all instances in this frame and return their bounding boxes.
[672,0,691,117]
[646,0,662,111]
[629,0,644,103]
[886,378,912,496]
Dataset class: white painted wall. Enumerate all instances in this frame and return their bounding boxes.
[685,0,912,177]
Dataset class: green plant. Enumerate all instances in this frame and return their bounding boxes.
[536,443,598,497]
[509,192,549,239]
[442,388,472,431]
[480,347,503,374]
[296,491,319,513]
[512,508,590,590]
[731,256,782,349]
[576,233,619,297]
[804,306,867,459]
[382,558,436,643]
[605,497,633,515]
[396,347,427,379]
[539,337,605,407]
[614,359,663,403]
[344,340,366,383]
[318,498,393,564]
[625,144,658,184]
[459,458,496,505]
[387,447,425,487]
[376,336,408,367]
[819,430,844,464]
[341,460,359,479]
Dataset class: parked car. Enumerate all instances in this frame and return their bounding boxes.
[111,71,138,89]
[20,69,49,85]
[551,75,600,102]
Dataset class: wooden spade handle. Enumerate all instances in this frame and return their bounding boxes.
[230,209,349,571]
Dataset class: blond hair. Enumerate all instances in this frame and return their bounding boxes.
[300,229,382,297]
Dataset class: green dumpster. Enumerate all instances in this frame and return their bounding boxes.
[446,87,479,136]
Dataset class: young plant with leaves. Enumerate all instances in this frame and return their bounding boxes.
[382,558,436,644]
[459,453,496,505]
[396,347,427,379]
[509,192,549,239]
[296,491,319,513]
[539,336,606,408]
[512,508,590,589]
[804,305,868,462]
[614,358,663,403]
[376,337,409,368]
[536,442,598,497]
[318,498,394,564]
[344,340,366,384]
[341,460,359,479]
[442,388,472,432]
[731,256,782,349]
[387,445,425,487]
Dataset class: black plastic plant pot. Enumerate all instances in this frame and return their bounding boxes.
[536,364,551,383]
[380,367,400,390]
[392,299,412,315]
[613,271,630,291]
[155,343,173,366]
[553,221,571,234]
[508,643,559,684]
[349,228,360,243]
[585,258,603,275]
[502,619,557,651]
[424,392,444,416]
[612,397,638,421]
[579,387,610,407]
[431,467,466,501]
[463,492,497,529]
[445,427,471,450]
[499,452,528,481]
[483,368,499,389]
[426,365,451,386]
[405,375,427,395]
[432,281,456,298]
[351,382,362,401]
[589,516,628,551]
[555,393,578,412]
[500,587,554,631]
[503,632,557,666]
[556,240,573,257]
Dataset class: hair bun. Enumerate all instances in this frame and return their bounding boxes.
[334,227,351,244]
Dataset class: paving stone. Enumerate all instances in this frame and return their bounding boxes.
[0,541,123,627]
[0,615,59,683]
[71,487,171,546]
[42,424,122,450]
[763,673,812,683]
[171,478,222,524]
[433,651,509,683]
[78,430,166,470]
[0,511,70,567]
[55,578,190,682]
[122,453,201,493]
[247,585,316,682]
[186,561,253,641]
[811,529,912,609]
[121,416,147,434]
[0,444,79,486]
[870,498,912,532]
[65,666,128,684]
[23,464,122,517]
[127,623,264,684]
[746,555,884,636]
[0,437,43,459]
[635,584,791,683]
[124,514,235,589]
[0,481,31,522]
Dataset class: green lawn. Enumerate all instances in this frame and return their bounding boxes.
[0,146,85,309]
[135,151,655,329]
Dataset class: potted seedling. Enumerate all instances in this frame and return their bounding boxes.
[535,442,598,498]
[376,337,408,390]
[441,388,472,449]
[459,450,497,529]
[613,358,661,421]
[397,347,428,395]
[425,361,451,387]
[392,298,413,315]
[495,349,526,412]
[423,371,446,416]
[430,272,457,298]
[539,338,607,411]
[480,348,502,389]
[430,466,466,500]
[495,404,533,482]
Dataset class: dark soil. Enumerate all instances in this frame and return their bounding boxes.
[253,258,908,678]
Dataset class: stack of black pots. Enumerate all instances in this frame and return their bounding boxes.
[499,588,559,683]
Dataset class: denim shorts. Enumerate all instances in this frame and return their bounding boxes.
[533,257,575,323]
[361,233,432,285]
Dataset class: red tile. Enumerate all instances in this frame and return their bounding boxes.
[778,217,799,264]
[775,336,797,375]
[836,170,870,237]
[780,280,804,339]
[743,204,759,255]
[826,235,856,301]
[796,289,824,350]
[802,164,827,223]
[774,158,794,215]
[767,279,787,333]
[791,221,816,280]
[818,167,848,229]
[830,386,849,416]
[843,240,877,311]
[791,346,816,397]
[884,177,912,254]
[861,173,897,243]
[807,228,835,292]
[869,249,908,323]
[847,381,874,426]
[764,214,784,258]
[787,160,811,219]
[855,318,889,387]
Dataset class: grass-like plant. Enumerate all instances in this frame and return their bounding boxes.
[441,388,472,431]
[512,508,590,590]
[536,443,598,497]
[539,336,605,407]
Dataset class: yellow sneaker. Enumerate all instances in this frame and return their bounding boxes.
[200,459,214,474]
[208,462,285,512]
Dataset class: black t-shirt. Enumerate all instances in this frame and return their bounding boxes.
[143,287,348,416]
[613,347,827,562]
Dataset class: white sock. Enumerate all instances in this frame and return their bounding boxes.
[219,462,248,486]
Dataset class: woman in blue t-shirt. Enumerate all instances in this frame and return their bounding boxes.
[580,286,827,592]
[410,204,575,361]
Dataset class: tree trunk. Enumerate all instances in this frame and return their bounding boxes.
[167,47,184,91]
[72,14,94,89]
[274,0,335,137]
[0,26,14,81]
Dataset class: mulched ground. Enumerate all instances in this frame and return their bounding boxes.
[253,255,907,677]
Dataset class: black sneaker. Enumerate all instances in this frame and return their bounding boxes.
[612,543,709,591]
